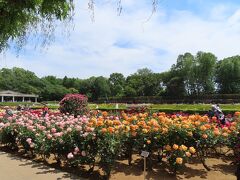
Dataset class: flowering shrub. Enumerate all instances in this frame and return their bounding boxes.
[126,105,149,114]
[59,94,89,116]
[165,144,196,172]
[0,110,239,178]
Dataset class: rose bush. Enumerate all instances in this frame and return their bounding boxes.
[59,94,89,116]
[0,110,239,178]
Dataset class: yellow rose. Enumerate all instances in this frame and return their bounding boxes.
[173,144,179,150]
[180,145,188,151]
[176,157,183,165]
[189,147,196,154]
[188,132,193,137]
[125,126,130,132]
[200,125,207,131]
[146,140,151,144]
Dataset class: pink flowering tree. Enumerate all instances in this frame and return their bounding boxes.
[59,94,89,116]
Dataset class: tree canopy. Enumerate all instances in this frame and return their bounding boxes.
[1,52,239,101]
[0,0,160,53]
[0,0,74,52]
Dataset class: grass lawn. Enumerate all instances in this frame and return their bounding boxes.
[0,102,239,113]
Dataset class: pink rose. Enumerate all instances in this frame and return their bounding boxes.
[67,152,74,159]
[47,134,52,139]
[81,151,86,157]
[51,128,57,133]
[26,138,32,144]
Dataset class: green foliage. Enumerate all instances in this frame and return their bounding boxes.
[0,0,74,52]
[0,67,43,94]
[0,51,240,101]
[126,68,163,96]
[216,56,240,93]
[92,76,111,100]
[167,52,217,96]
[109,73,125,97]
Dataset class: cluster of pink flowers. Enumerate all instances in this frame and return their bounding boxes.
[67,147,86,159]
[60,94,88,102]
[59,94,89,116]
[0,110,96,159]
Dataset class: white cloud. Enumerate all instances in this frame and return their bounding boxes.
[2,1,240,78]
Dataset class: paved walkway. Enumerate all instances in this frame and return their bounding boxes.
[0,151,83,180]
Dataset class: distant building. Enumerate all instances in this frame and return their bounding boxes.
[0,90,38,102]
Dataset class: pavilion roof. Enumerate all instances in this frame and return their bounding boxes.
[0,90,39,97]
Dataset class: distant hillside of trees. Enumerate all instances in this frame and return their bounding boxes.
[0,51,240,102]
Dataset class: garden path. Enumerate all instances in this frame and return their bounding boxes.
[0,151,82,180]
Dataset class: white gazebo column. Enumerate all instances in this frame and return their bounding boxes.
[22,97,25,102]
[1,96,4,102]
[12,96,15,102]
[35,97,37,102]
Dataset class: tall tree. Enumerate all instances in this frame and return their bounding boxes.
[92,76,111,100]
[167,52,217,96]
[194,52,217,94]
[109,73,125,97]
[126,68,163,96]
[216,56,240,93]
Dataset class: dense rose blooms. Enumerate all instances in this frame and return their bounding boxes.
[51,128,57,133]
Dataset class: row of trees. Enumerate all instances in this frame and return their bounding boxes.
[0,51,240,101]
[165,52,240,96]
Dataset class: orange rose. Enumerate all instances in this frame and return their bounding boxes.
[173,144,179,150]
[97,120,104,127]
[202,134,208,139]
[165,145,171,151]
[222,132,228,137]
[200,125,207,131]
[101,128,107,133]
[102,111,108,117]
[108,127,115,134]
[185,151,191,157]
[214,130,220,136]
[131,132,137,137]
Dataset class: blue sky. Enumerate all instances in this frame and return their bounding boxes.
[2,0,240,78]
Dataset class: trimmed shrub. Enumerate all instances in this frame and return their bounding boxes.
[59,94,89,116]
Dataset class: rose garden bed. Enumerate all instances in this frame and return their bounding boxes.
[0,110,239,179]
